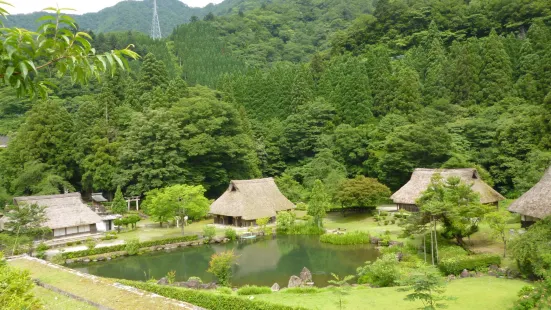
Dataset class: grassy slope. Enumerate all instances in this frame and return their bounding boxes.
[254,277,526,310]
[322,212,404,239]
[32,286,96,310]
[9,258,190,310]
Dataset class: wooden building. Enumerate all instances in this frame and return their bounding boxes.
[209,178,295,227]
[508,167,551,228]
[391,168,505,212]
[14,193,103,238]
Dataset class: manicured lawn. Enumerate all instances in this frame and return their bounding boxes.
[254,277,527,310]
[322,212,405,240]
[9,258,194,310]
[116,218,226,242]
[32,286,96,310]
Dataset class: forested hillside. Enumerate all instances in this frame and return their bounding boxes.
[1,0,550,205]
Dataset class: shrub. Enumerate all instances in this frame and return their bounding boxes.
[216,287,233,295]
[513,277,551,310]
[357,254,400,287]
[188,276,203,283]
[264,226,272,236]
[390,219,396,224]
[276,211,296,234]
[438,245,468,260]
[66,242,74,246]
[61,235,198,259]
[295,202,307,211]
[119,280,306,310]
[320,231,370,245]
[225,228,237,241]
[36,242,49,252]
[289,222,324,235]
[203,225,216,241]
[438,254,501,275]
[75,241,82,245]
[51,253,65,265]
[384,220,389,225]
[237,285,272,295]
[281,287,321,294]
[207,250,236,287]
[167,270,176,284]
[85,238,97,250]
[125,239,140,256]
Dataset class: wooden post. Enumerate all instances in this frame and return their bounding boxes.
[127,199,130,211]
[136,198,139,211]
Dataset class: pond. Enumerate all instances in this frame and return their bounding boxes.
[72,235,379,287]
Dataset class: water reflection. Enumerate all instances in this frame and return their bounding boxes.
[72,235,379,286]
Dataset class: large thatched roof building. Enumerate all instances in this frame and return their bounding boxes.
[209,178,295,227]
[391,168,505,212]
[508,167,551,227]
[14,193,103,238]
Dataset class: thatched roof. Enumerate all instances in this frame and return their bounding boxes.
[14,193,103,229]
[391,168,505,205]
[209,178,295,220]
[508,167,551,219]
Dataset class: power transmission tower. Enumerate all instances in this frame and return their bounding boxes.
[150,0,162,39]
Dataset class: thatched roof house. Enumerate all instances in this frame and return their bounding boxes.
[508,167,551,227]
[391,168,505,212]
[209,178,295,227]
[14,193,103,238]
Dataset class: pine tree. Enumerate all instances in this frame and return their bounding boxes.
[111,186,127,215]
[479,30,513,105]
[308,179,329,228]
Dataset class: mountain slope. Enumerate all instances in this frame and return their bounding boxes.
[6,0,203,36]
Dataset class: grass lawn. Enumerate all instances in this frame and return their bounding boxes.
[116,218,226,242]
[254,277,527,310]
[9,258,194,310]
[32,286,96,310]
[322,212,405,240]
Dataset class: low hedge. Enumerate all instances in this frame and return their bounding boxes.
[118,280,307,310]
[61,235,198,259]
[236,285,272,295]
[438,253,501,275]
[319,231,370,245]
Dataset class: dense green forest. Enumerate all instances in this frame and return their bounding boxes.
[1,0,551,205]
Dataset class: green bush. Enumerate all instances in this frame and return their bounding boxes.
[281,287,321,294]
[61,235,198,259]
[224,228,237,241]
[125,239,140,256]
[319,231,370,245]
[51,253,65,265]
[236,285,272,295]
[85,238,98,249]
[203,225,216,240]
[438,245,468,260]
[513,277,551,310]
[438,254,501,275]
[66,242,74,246]
[36,242,50,252]
[357,254,400,287]
[295,202,307,211]
[118,280,306,310]
[216,287,233,295]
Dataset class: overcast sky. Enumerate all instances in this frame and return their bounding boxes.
[9,0,224,14]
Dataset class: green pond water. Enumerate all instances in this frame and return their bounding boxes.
[72,235,379,287]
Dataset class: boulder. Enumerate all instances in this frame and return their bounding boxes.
[271,283,280,292]
[288,275,302,288]
[157,277,168,285]
[83,258,90,263]
[460,269,470,278]
[447,274,456,282]
[299,267,312,283]
[65,259,74,264]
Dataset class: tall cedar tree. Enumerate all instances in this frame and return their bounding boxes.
[308,179,329,228]
[111,186,127,215]
[479,30,513,105]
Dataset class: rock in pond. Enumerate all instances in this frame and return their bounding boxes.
[299,267,313,283]
[271,283,280,292]
[288,275,302,288]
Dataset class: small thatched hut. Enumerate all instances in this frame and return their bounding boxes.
[14,193,103,238]
[209,178,295,227]
[391,168,505,212]
[508,167,551,228]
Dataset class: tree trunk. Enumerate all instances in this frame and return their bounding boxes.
[433,219,439,264]
[423,232,427,263]
[430,225,435,265]
[503,238,507,258]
